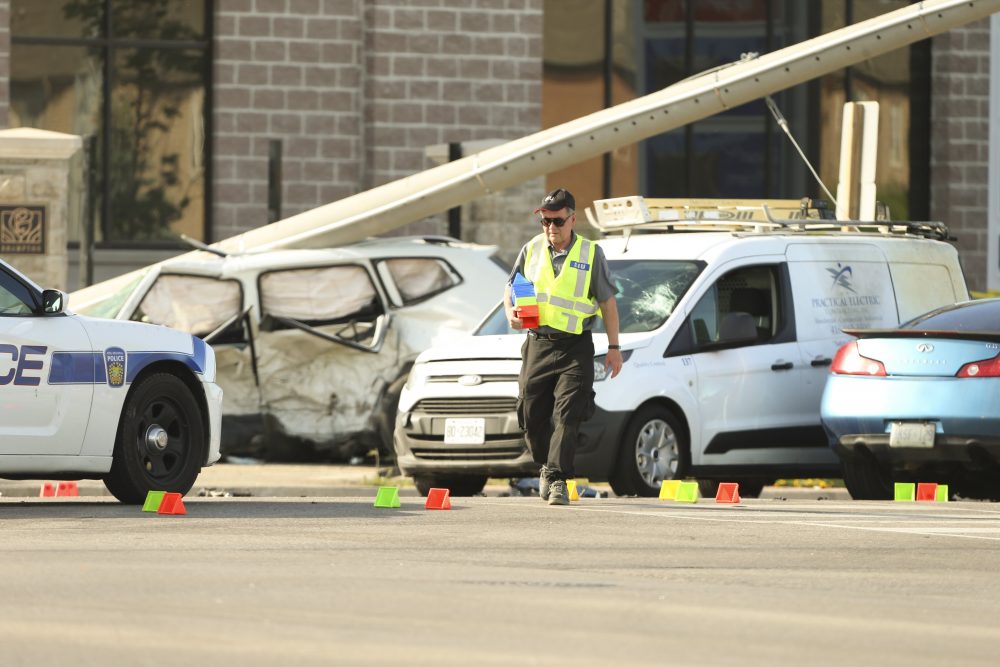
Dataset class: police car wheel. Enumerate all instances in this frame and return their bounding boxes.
[104,373,205,504]
[611,406,688,497]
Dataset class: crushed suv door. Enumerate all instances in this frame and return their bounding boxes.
[129,273,257,419]
[256,263,399,448]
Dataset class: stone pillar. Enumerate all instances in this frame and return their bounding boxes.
[0,128,83,291]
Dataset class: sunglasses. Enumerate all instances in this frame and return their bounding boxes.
[540,216,570,227]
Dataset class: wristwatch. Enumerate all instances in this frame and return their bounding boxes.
[608,344,621,350]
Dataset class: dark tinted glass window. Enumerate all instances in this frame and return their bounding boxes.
[11,0,103,39]
[689,265,780,346]
[542,0,930,219]
[110,47,207,242]
[904,300,1000,333]
[112,0,205,40]
[0,267,38,315]
[10,0,210,245]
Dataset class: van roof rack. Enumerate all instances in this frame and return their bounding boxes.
[585,196,951,241]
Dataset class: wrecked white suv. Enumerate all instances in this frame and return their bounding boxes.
[72,237,506,461]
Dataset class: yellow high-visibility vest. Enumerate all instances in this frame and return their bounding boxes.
[523,233,599,334]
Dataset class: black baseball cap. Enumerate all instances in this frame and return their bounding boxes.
[534,188,575,213]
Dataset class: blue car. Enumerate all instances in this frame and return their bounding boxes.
[821,298,1000,500]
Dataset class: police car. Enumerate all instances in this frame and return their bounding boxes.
[0,259,222,503]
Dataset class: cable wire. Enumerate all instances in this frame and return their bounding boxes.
[765,95,838,207]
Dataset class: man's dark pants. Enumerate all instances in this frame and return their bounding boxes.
[517,331,595,482]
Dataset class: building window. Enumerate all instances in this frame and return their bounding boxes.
[10,0,211,246]
[543,0,930,220]
[816,0,930,221]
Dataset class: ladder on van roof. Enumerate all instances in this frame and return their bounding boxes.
[585,196,952,241]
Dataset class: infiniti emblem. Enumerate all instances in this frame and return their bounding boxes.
[916,343,934,353]
[458,374,483,386]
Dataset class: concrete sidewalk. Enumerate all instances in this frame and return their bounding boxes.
[0,463,390,499]
[0,462,848,500]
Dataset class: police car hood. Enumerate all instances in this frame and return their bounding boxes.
[71,314,214,382]
[414,332,650,363]
[73,314,200,352]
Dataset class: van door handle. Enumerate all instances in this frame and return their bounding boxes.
[811,357,833,367]
[771,361,794,371]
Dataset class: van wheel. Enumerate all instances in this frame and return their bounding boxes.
[840,451,892,500]
[610,407,688,497]
[413,474,487,497]
[103,373,206,504]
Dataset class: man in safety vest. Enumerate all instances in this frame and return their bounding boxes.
[504,188,623,505]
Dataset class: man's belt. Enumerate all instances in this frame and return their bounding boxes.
[528,330,589,341]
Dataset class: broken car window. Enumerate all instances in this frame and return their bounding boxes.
[72,270,149,319]
[132,274,243,339]
[259,265,385,348]
[593,260,703,334]
[379,258,459,305]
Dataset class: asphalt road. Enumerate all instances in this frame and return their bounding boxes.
[2,495,998,667]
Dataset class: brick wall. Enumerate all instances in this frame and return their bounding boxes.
[0,0,9,127]
[213,0,365,242]
[363,0,544,255]
[213,0,543,258]
[930,19,991,292]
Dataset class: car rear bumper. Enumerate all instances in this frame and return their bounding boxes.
[823,376,1000,443]
[833,433,1000,468]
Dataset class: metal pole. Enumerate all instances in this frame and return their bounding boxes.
[84,134,97,287]
[447,142,462,239]
[268,139,282,223]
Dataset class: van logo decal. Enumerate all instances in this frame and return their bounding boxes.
[916,343,934,353]
[458,374,483,386]
[827,263,856,293]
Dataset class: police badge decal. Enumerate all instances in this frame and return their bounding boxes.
[104,347,126,388]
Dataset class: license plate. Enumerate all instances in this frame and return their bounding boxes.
[889,422,935,448]
[444,418,485,445]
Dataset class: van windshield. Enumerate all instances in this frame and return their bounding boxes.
[475,260,702,335]
[602,260,703,333]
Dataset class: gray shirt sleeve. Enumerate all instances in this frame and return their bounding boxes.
[589,245,616,303]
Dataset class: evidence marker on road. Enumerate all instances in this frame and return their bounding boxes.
[374,486,401,508]
[141,490,186,515]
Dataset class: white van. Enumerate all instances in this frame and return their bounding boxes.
[394,198,969,496]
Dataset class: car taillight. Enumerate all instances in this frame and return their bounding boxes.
[830,341,887,376]
[956,354,1000,378]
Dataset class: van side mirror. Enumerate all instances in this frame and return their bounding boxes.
[41,289,67,314]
